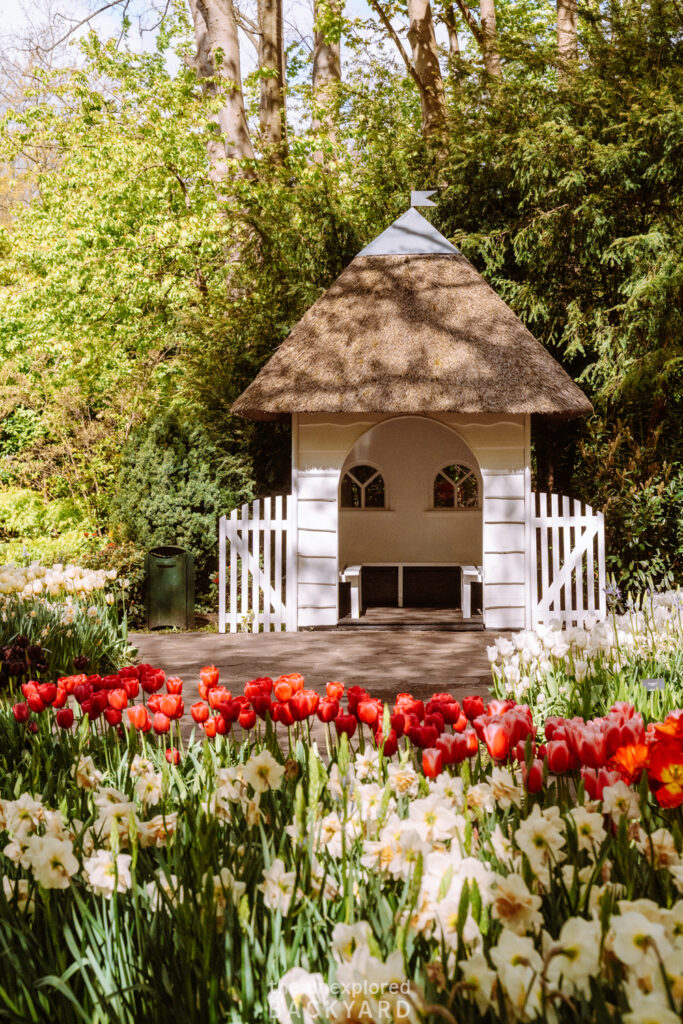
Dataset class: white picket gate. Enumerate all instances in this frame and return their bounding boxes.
[218,495,296,633]
[530,492,606,627]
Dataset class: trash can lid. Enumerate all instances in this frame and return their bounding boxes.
[149,545,188,558]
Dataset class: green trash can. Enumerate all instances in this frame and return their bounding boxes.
[146,546,195,630]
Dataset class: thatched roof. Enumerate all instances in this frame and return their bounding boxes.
[232,210,592,421]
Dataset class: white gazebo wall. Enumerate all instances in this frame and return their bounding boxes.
[292,412,530,630]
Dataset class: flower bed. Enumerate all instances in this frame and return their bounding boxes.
[1,664,683,1023]
[0,562,132,681]
[489,588,683,720]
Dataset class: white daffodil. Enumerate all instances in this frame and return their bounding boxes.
[73,756,103,789]
[407,793,460,843]
[490,766,523,810]
[490,873,543,935]
[259,858,296,915]
[622,992,683,1024]
[83,849,132,897]
[387,762,419,798]
[545,916,602,996]
[331,921,372,963]
[457,952,497,1015]
[569,806,607,852]
[242,750,285,793]
[268,967,330,1024]
[25,835,79,889]
[602,780,640,822]
[609,910,672,967]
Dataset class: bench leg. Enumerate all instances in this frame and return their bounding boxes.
[462,580,472,620]
[350,578,361,619]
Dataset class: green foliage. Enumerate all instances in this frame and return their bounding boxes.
[0,1,680,585]
[81,540,147,630]
[113,406,253,589]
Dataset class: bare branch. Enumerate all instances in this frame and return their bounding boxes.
[452,0,483,46]
[38,0,128,53]
[366,0,423,93]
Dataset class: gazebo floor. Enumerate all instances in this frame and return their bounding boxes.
[336,607,484,631]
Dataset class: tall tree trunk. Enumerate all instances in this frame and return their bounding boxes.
[443,3,460,56]
[453,0,501,78]
[406,0,448,134]
[479,0,501,77]
[312,0,342,147]
[258,0,287,161]
[187,0,255,180]
[557,0,578,78]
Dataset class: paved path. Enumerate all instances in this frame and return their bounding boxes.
[130,630,494,706]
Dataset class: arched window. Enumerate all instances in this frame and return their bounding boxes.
[341,465,386,508]
[433,464,479,509]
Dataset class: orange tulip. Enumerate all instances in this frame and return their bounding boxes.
[326,681,344,701]
[108,688,128,711]
[200,665,220,689]
[166,677,183,695]
[127,705,151,731]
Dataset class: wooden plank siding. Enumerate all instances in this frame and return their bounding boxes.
[294,413,531,630]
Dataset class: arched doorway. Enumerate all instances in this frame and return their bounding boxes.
[338,417,483,622]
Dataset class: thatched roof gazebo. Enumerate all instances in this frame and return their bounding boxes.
[226,205,598,635]
[232,208,591,422]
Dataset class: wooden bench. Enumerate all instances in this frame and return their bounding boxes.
[339,563,482,620]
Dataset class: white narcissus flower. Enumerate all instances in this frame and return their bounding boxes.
[387,763,419,798]
[134,772,163,807]
[569,806,607,852]
[25,835,79,889]
[259,858,296,915]
[457,953,497,1015]
[545,917,602,996]
[622,992,683,1024]
[490,873,542,935]
[609,911,672,967]
[602,781,640,822]
[72,755,103,790]
[242,750,285,793]
[331,921,372,963]
[268,967,330,1024]
[3,793,44,839]
[514,804,566,877]
[490,767,522,810]
[332,948,420,1024]
[83,849,132,897]
[407,794,460,843]
[2,878,33,913]
[635,828,681,870]
[353,782,386,822]
[489,929,543,1019]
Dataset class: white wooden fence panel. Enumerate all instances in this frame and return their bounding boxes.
[532,492,606,626]
[218,494,296,633]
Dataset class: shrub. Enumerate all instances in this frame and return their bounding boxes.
[112,407,253,595]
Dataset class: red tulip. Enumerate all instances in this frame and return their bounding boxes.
[547,739,570,774]
[200,665,219,688]
[271,702,294,727]
[159,694,183,719]
[104,707,122,726]
[122,678,139,699]
[422,747,443,779]
[165,747,181,764]
[347,686,370,714]
[55,707,74,729]
[37,683,57,706]
[238,707,256,730]
[379,729,398,757]
[215,714,229,735]
[390,712,405,737]
[152,712,170,734]
[334,713,357,738]
[127,705,151,731]
[464,696,485,720]
[464,728,479,757]
[108,688,128,711]
[208,686,232,711]
[358,699,382,727]
[204,717,217,737]
[394,694,424,720]
[488,699,516,716]
[317,697,339,723]
[119,665,140,680]
[274,679,293,701]
[424,712,445,735]
[245,677,273,700]
[27,693,46,714]
[543,717,565,742]
[52,687,68,709]
[141,669,165,694]
[252,694,272,719]
[482,720,510,761]
[166,676,183,694]
[147,694,163,713]
[523,758,544,794]
[12,702,29,723]
[191,701,209,723]
[326,681,344,700]
[436,733,468,765]
[578,727,607,769]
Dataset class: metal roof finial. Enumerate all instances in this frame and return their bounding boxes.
[410,189,437,207]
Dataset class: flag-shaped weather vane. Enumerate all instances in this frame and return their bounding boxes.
[410,189,438,207]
